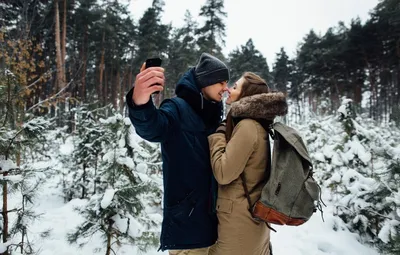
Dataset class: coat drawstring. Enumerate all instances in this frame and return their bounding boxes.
[200,92,204,109]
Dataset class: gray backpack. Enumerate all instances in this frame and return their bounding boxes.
[241,122,324,231]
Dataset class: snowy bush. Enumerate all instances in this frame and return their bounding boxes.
[65,107,162,254]
[296,98,400,254]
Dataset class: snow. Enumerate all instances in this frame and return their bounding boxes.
[0,174,23,183]
[23,179,380,255]
[59,136,74,155]
[314,152,325,162]
[0,240,13,253]
[117,156,136,170]
[347,137,371,164]
[7,138,380,255]
[4,99,398,255]
[136,162,148,173]
[378,220,400,243]
[0,159,17,171]
[100,188,116,209]
[337,104,347,117]
[271,207,379,255]
[4,69,15,77]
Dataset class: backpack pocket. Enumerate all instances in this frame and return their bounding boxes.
[290,178,320,220]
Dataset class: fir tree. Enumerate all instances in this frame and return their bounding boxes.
[301,98,400,253]
[136,0,171,64]
[165,10,199,98]
[63,105,107,201]
[196,0,227,59]
[272,47,290,93]
[228,39,270,84]
[67,111,162,254]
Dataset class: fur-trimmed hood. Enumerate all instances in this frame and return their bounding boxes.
[230,92,288,120]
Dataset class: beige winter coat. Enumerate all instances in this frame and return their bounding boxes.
[208,92,287,255]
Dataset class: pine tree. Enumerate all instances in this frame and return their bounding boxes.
[67,111,162,254]
[301,98,400,253]
[0,30,53,254]
[196,0,227,59]
[0,68,52,253]
[165,10,199,98]
[272,47,290,93]
[63,105,107,201]
[228,39,271,84]
[136,0,171,64]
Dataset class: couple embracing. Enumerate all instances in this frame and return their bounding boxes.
[126,53,287,255]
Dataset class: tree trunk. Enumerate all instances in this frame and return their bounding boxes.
[54,0,63,93]
[94,155,98,195]
[61,0,67,85]
[106,65,112,108]
[104,69,108,107]
[1,148,9,255]
[82,163,86,199]
[81,24,88,101]
[119,68,127,114]
[98,31,106,106]
[20,195,26,254]
[113,67,119,110]
[369,70,377,120]
[354,78,362,107]
[105,220,113,255]
[398,65,400,107]
[1,175,8,255]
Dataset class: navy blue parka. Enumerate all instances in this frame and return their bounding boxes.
[126,68,221,251]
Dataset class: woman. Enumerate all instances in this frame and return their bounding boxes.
[208,72,288,255]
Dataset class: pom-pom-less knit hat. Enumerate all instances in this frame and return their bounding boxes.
[194,53,230,89]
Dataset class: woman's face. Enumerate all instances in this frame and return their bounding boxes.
[226,77,245,105]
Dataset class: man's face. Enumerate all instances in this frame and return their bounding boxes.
[201,81,228,102]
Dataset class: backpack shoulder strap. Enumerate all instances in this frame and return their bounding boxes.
[272,122,312,165]
[240,127,273,213]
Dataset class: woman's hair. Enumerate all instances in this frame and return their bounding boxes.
[237,72,270,100]
[225,72,271,142]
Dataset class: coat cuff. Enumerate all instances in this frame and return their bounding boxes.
[208,132,226,141]
[126,87,155,121]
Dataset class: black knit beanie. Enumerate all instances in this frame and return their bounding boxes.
[194,53,230,89]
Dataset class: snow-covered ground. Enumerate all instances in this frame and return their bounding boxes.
[5,99,398,255]
[18,174,379,255]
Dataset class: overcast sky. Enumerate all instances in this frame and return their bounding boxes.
[128,0,379,67]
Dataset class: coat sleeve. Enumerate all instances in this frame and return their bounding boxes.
[208,119,258,185]
[126,88,180,143]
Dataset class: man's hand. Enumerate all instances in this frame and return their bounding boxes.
[132,62,165,105]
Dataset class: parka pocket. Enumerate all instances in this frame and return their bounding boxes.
[216,198,233,214]
[165,190,198,222]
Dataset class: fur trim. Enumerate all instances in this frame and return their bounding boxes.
[230,92,288,120]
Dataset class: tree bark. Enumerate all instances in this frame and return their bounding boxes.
[54,0,63,92]
[104,68,108,106]
[61,0,67,85]
[105,219,114,255]
[113,67,119,110]
[98,31,106,106]
[81,24,88,101]
[119,68,128,114]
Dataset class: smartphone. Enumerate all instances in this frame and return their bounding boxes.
[145,57,162,69]
[145,57,162,94]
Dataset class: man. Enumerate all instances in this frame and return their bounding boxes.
[126,53,229,255]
